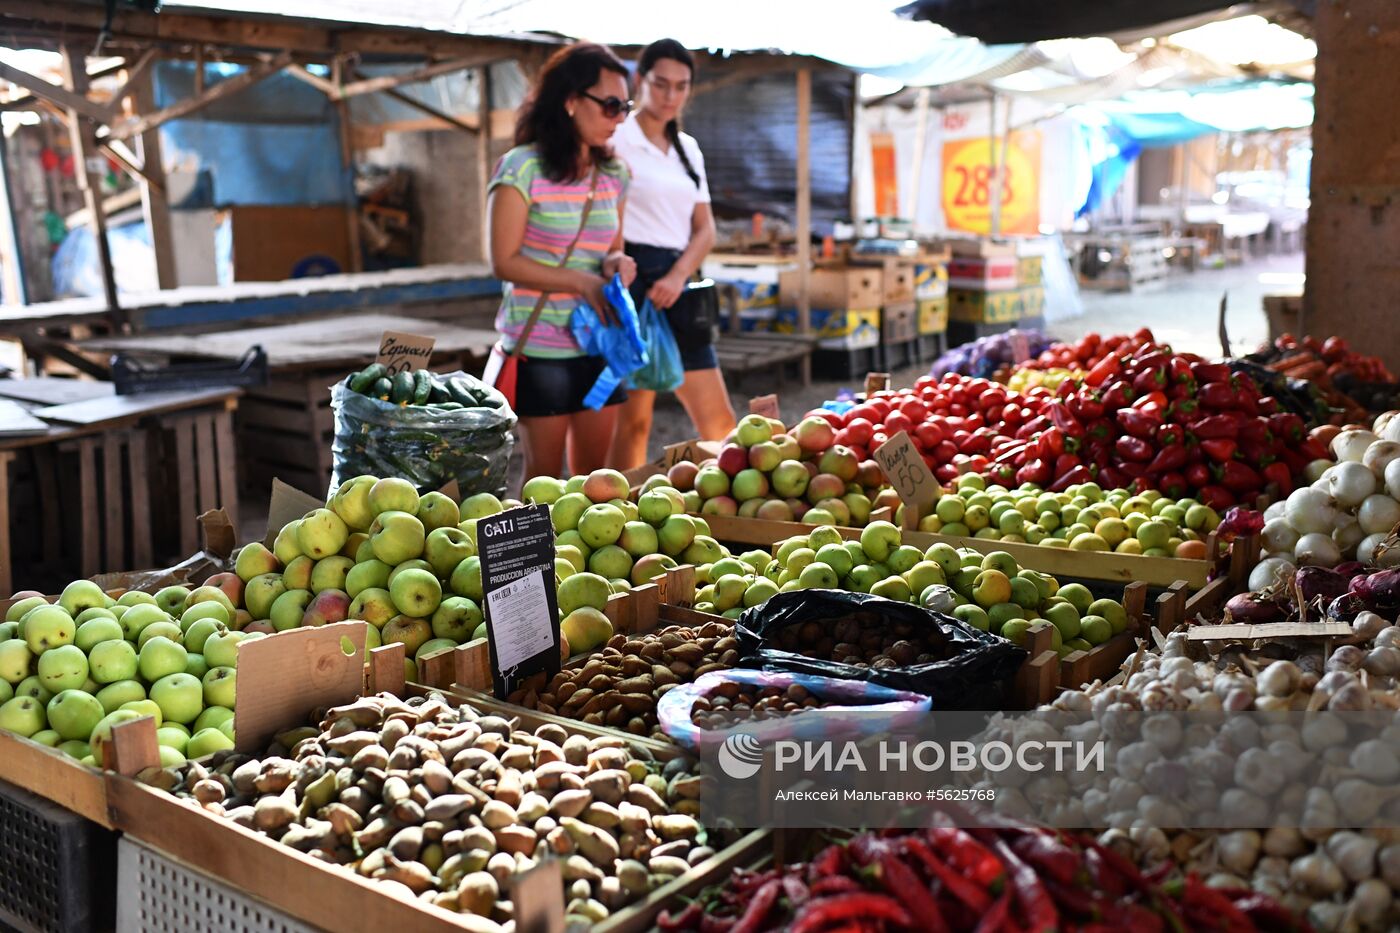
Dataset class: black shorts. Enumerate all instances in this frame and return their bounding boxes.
[513,354,626,418]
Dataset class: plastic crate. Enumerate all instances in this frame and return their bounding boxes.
[112,345,269,396]
[117,836,318,933]
[0,776,117,933]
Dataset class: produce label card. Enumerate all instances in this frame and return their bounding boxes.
[477,503,561,697]
[748,394,781,421]
[865,372,891,396]
[873,430,940,518]
[661,438,721,469]
[376,330,436,375]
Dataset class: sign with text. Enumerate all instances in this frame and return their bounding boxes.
[873,431,940,521]
[864,372,890,397]
[376,330,436,375]
[941,131,1041,236]
[661,438,721,470]
[748,394,781,421]
[476,503,560,698]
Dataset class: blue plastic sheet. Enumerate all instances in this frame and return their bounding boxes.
[626,299,684,393]
[569,274,649,410]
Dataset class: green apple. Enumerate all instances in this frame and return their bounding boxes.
[233,541,282,582]
[348,588,396,629]
[1043,603,1082,641]
[186,726,234,759]
[183,586,235,620]
[331,474,378,531]
[886,545,923,576]
[89,709,144,763]
[73,617,123,653]
[184,653,209,680]
[58,740,90,759]
[556,545,587,575]
[137,620,184,649]
[416,491,461,531]
[682,535,725,566]
[797,563,839,590]
[556,558,576,582]
[119,699,164,729]
[369,510,426,565]
[869,576,913,602]
[381,616,431,656]
[156,726,189,754]
[117,604,168,642]
[577,504,626,549]
[1088,598,1130,635]
[238,570,283,620]
[193,706,233,734]
[116,591,157,608]
[588,545,634,581]
[557,572,611,615]
[522,476,566,506]
[29,728,59,747]
[23,606,75,654]
[389,568,441,619]
[953,604,990,631]
[415,638,456,664]
[449,557,483,601]
[362,623,382,658]
[0,696,46,737]
[636,489,675,526]
[139,636,189,683]
[94,680,145,714]
[154,585,191,617]
[430,597,482,642]
[269,589,313,632]
[203,630,247,669]
[217,718,235,742]
[0,622,14,642]
[149,673,204,725]
[460,492,504,520]
[1057,583,1094,615]
[387,559,432,588]
[74,607,117,628]
[368,477,420,517]
[859,521,901,563]
[423,527,474,579]
[310,556,355,593]
[182,617,225,655]
[202,667,237,708]
[281,555,314,591]
[46,690,104,741]
[0,679,10,704]
[57,580,106,617]
[344,560,392,599]
[1080,615,1113,645]
[5,596,47,624]
[178,601,229,632]
[297,508,349,560]
[617,522,659,559]
[37,645,89,692]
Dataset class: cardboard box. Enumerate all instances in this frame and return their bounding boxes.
[939,238,1017,259]
[773,307,880,340]
[817,330,880,351]
[225,206,354,282]
[779,267,882,309]
[950,288,1023,324]
[881,301,918,345]
[918,297,949,335]
[914,262,949,300]
[947,256,1019,292]
[1020,285,1046,319]
[719,279,779,311]
[1018,255,1044,286]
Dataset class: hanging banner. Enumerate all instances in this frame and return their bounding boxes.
[941,131,1041,236]
[870,131,899,218]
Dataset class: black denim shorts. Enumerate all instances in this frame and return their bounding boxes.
[513,354,626,417]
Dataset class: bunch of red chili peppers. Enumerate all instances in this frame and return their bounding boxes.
[657,826,1305,933]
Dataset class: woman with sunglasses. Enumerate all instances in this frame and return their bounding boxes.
[487,42,637,480]
[606,39,737,470]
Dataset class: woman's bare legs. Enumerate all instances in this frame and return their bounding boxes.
[606,388,657,469]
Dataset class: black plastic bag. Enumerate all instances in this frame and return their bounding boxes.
[734,590,1027,709]
[330,370,516,498]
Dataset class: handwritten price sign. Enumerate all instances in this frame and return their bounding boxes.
[376,331,436,375]
[748,394,781,421]
[873,431,939,520]
[864,372,891,397]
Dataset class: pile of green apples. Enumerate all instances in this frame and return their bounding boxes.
[912,475,1222,559]
[0,577,248,766]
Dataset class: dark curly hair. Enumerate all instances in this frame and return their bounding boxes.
[515,42,629,182]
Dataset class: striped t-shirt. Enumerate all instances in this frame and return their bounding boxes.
[490,145,630,359]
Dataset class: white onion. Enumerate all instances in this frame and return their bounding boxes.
[1387,458,1400,501]
[1261,517,1300,553]
[1374,410,1400,437]
[1286,487,1339,534]
[1361,533,1400,568]
[1304,459,1333,484]
[1249,557,1296,591]
[1364,440,1400,478]
[1333,517,1365,554]
[1325,461,1377,508]
[1334,429,1379,463]
[1380,411,1400,443]
[1358,494,1400,535]
[1264,500,1287,521]
[1296,532,1342,567]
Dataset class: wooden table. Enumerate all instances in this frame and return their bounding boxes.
[0,383,241,597]
[79,314,497,497]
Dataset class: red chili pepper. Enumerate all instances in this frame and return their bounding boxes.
[1177,876,1256,933]
[900,837,993,913]
[1169,356,1194,384]
[1167,397,1199,421]
[1016,458,1051,487]
[1263,461,1293,496]
[1082,417,1113,443]
[875,852,949,933]
[1053,453,1081,477]
[1100,380,1134,411]
[1155,423,1183,447]
[1037,426,1065,458]
[1083,354,1120,387]
[730,879,782,933]
[1238,418,1272,446]
[809,843,848,880]
[1200,438,1238,463]
[1115,436,1153,462]
[1185,462,1211,488]
[1215,460,1262,493]
[1231,892,1309,930]
[1068,388,1105,422]
[1199,381,1236,410]
[1132,367,1168,396]
[1159,471,1188,498]
[1258,395,1279,415]
[1239,438,1278,468]
[982,835,1058,933]
[1047,401,1084,440]
[1009,832,1081,887]
[659,901,704,931]
[1189,413,1241,439]
[1116,460,1146,480]
[1191,361,1230,384]
[927,827,1004,889]
[809,876,862,897]
[972,893,1014,933]
[700,915,736,933]
[1145,444,1187,475]
[789,893,912,933]
[994,442,1028,465]
[1097,465,1126,490]
[1116,407,1162,439]
[1050,465,1092,492]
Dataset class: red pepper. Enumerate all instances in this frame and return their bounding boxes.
[1199,381,1236,410]
[700,915,735,933]
[658,901,704,931]
[1190,413,1241,439]
[1038,426,1066,458]
[1046,402,1084,440]
[1053,453,1081,477]
[730,879,783,933]
[1167,397,1199,421]
[1083,417,1114,443]
[1239,438,1278,467]
[1098,465,1127,489]
[1299,438,1329,462]
[1067,388,1105,422]
[1169,356,1194,385]
[1239,418,1272,446]
[789,893,911,933]
[1116,407,1162,439]
[1132,367,1168,396]
[900,837,993,914]
[983,836,1058,933]
[1200,437,1238,462]
[1159,471,1187,498]
[1169,379,1197,401]
[1145,444,1187,475]
[927,827,1003,889]
[1215,460,1262,493]
[994,442,1029,465]
[1156,423,1184,447]
[1258,395,1279,415]
[1016,459,1051,487]
[1185,462,1211,488]
[1116,460,1146,479]
[1100,380,1134,411]
[1198,484,1235,511]
[1133,389,1168,411]
[809,876,861,897]
[1263,461,1293,496]
[808,842,848,880]
[1191,361,1231,384]
[1267,412,1305,445]
[875,852,949,933]
[1050,465,1091,492]
[1114,436,1153,462]
[1083,354,1119,387]
[972,893,1014,933]
[1176,876,1256,933]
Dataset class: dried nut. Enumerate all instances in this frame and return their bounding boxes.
[617,859,650,895]
[562,734,591,766]
[652,814,700,841]
[649,840,690,860]
[584,770,629,806]
[481,800,517,829]
[493,826,538,856]
[457,871,499,916]
[581,802,622,831]
[191,779,225,805]
[625,784,667,815]
[486,851,517,886]
[688,846,715,865]
[648,855,690,877]
[253,794,297,832]
[561,816,621,865]
[550,789,593,819]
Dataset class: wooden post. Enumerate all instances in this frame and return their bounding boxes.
[333,56,363,274]
[476,65,492,262]
[133,68,176,289]
[847,72,861,227]
[0,129,26,304]
[906,86,931,223]
[795,67,812,337]
[60,44,120,318]
[992,95,1013,237]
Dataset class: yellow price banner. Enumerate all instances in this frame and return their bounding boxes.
[941,131,1041,236]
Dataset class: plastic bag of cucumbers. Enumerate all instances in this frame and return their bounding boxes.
[330,365,516,498]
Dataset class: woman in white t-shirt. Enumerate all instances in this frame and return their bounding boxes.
[607,39,737,469]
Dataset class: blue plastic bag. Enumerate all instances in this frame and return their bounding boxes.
[627,299,684,392]
[569,274,649,410]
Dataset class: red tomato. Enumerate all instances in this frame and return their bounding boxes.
[803,409,843,429]
[870,431,889,448]
[979,388,1007,411]
[914,421,945,448]
[845,417,874,446]
[949,387,970,406]
[933,440,958,462]
[1001,404,1023,425]
[883,412,914,436]
[964,454,989,473]
[898,399,927,422]
[949,403,968,417]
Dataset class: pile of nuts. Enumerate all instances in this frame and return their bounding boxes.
[510,621,740,740]
[139,692,722,928]
[688,683,822,729]
[772,614,952,670]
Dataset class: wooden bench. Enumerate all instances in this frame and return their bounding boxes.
[714,332,818,388]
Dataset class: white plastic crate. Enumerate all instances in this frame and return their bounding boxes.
[117,836,320,933]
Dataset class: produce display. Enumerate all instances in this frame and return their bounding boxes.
[930,327,1053,379]
[142,690,724,928]
[660,825,1301,932]
[1249,334,1396,422]
[344,364,509,410]
[0,577,245,766]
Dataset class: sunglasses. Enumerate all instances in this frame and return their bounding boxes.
[582,91,633,118]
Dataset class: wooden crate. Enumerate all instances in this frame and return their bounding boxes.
[917,297,949,335]
[779,266,882,309]
[236,368,338,500]
[880,301,918,345]
[150,402,240,562]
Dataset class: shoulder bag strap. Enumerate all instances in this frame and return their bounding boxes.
[510,166,601,359]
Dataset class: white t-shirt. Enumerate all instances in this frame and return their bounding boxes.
[612,114,711,252]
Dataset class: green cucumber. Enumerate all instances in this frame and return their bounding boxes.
[348,363,386,394]
[390,371,415,404]
[447,377,478,407]
[371,377,392,399]
[412,369,432,405]
[434,401,463,411]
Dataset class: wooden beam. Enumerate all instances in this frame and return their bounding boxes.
[133,70,175,289]
[0,57,127,109]
[60,45,119,317]
[0,59,110,123]
[477,65,492,263]
[97,140,161,193]
[351,69,475,133]
[795,68,812,336]
[284,63,337,97]
[332,57,363,275]
[64,173,144,229]
[102,51,292,142]
[103,48,158,116]
[335,56,499,100]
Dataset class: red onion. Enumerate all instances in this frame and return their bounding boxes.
[1327,593,1367,623]
[1349,568,1400,610]
[1224,592,1288,624]
[1296,566,1354,605]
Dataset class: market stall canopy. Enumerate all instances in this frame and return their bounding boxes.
[897,0,1262,43]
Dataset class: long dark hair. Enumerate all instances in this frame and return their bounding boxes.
[638,39,700,188]
[515,42,629,182]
